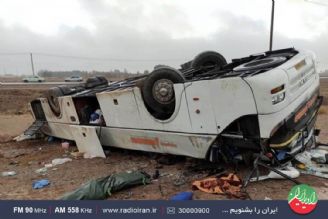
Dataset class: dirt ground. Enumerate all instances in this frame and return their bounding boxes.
[0,89,46,114]
[0,80,328,200]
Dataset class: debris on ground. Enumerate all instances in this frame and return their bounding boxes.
[1,171,17,176]
[173,173,188,186]
[35,167,48,174]
[44,163,53,168]
[70,151,85,159]
[310,148,328,164]
[297,165,328,178]
[32,179,50,189]
[192,173,246,199]
[34,158,72,174]
[60,171,151,200]
[61,142,70,149]
[295,148,328,179]
[250,166,300,182]
[170,191,193,200]
[51,158,72,166]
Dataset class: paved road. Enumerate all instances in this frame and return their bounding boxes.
[0,81,84,89]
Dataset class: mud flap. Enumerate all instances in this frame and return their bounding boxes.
[69,125,106,158]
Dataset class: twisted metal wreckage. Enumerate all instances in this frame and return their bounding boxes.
[19,48,323,185]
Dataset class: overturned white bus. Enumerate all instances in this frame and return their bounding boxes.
[26,48,322,166]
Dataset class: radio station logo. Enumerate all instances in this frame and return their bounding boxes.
[288,184,318,214]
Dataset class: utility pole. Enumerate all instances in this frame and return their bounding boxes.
[30,52,35,75]
[269,0,275,51]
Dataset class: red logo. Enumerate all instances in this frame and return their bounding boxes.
[288,184,318,214]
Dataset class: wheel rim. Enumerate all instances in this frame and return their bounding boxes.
[152,79,174,104]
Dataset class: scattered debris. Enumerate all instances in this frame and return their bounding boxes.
[170,191,193,200]
[250,166,300,182]
[61,142,70,149]
[60,171,151,200]
[298,166,328,179]
[295,151,314,166]
[310,149,328,164]
[173,174,187,186]
[51,158,72,166]
[44,163,53,168]
[295,149,328,179]
[192,173,246,199]
[70,151,84,159]
[32,179,50,189]
[1,171,17,176]
[35,167,48,174]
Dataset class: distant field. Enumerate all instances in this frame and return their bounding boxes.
[0,75,127,83]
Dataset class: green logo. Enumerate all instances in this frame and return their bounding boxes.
[288,184,318,214]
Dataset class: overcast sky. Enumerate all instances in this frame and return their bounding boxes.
[0,0,327,75]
